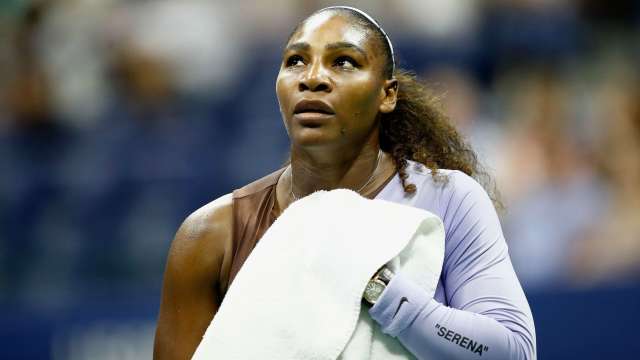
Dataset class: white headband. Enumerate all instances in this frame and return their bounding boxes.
[320,6,395,73]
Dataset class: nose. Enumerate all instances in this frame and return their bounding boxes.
[299,62,332,93]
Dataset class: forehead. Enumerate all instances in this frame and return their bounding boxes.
[288,12,373,53]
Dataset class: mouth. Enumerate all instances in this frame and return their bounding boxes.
[293,99,335,115]
[293,99,335,127]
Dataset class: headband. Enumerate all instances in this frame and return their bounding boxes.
[319,6,395,73]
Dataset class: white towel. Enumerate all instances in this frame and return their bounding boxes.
[192,189,445,360]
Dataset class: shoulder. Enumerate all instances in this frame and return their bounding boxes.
[404,161,491,207]
[181,193,233,237]
[405,161,482,189]
[441,169,492,208]
[168,193,233,280]
[402,161,497,234]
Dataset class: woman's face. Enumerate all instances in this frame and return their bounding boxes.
[276,12,395,149]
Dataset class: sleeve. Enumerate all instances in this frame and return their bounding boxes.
[368,172,536,359]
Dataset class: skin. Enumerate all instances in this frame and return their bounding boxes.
[153,11,398,360]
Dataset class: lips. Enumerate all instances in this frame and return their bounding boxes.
[293,99,335,115]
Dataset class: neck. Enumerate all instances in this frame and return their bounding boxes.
[289,137,382,199]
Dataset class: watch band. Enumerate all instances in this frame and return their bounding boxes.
[376,267,394,285]
[363,266,395,305]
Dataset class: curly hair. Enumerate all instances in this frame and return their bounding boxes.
[287,8,501,208]
[380,70,501,208]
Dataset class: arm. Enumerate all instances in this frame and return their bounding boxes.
[153,194,233,360]
[369,173,536,359]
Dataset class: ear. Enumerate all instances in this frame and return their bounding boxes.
[379,78,398,114]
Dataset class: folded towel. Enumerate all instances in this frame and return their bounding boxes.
[192,189,445,360]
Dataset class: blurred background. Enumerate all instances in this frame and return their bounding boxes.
[1,0,638,358]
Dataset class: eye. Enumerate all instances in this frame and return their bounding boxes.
[285,55,305,68]
[334,56,358,70]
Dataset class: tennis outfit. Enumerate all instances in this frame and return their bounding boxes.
[225,160,536,359]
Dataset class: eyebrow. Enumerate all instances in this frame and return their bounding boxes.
[284,42,310,54]
[283,41,368,60]
[325,41,368,60]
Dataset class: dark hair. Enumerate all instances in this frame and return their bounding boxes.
[380,69,501,209]
[287,8,501,208]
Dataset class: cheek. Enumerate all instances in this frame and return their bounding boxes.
[275,75,285,107]
[275,75,293,133]
[276,74,297,112]
[341,81,381,123]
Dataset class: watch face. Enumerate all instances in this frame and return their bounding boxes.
[364,279,386,304]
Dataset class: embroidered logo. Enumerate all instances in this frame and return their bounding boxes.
[393,297,409,318]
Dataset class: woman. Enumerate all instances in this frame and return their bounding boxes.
[154,6,536,360]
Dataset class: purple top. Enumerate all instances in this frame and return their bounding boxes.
[370,162,536,359]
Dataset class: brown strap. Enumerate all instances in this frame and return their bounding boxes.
[226,168,286,294]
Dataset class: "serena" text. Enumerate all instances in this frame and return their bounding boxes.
[435,324,489,356]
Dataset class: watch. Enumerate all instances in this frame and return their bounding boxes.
[363,266,394,305]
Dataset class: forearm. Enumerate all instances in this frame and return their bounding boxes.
[369,273,535,360]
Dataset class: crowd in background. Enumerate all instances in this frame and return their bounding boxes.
[1,0,639,316]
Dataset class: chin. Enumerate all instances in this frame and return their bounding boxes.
[291,127,342,147]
